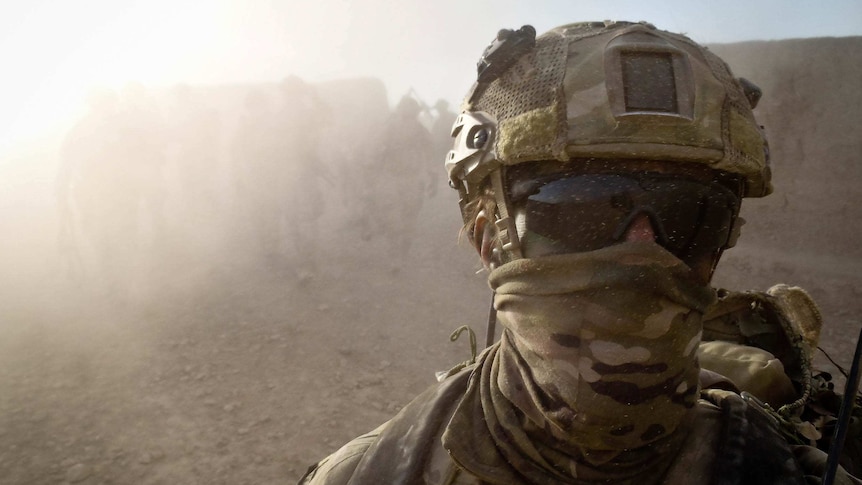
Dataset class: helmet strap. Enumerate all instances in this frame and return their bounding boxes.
[490,168,522,260]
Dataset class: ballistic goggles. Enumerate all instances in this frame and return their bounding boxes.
[509,172,741,266]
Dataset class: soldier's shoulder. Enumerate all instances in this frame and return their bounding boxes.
[297,367,476,484]
[297,425,384,485]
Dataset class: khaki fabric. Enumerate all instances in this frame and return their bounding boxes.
[299,427,381,485]
[698,340,797,406]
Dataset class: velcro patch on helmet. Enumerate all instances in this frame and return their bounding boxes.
[497,105,562,162]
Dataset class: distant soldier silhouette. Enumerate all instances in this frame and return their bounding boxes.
[168,84,222,231]
[117,82,169,254]
[364,94,436,260]
[311,77,391,246]
[271,76,333,280]
[430,98,459,196]
[231,89,274,195]
[56,87,139,298]
[229,88,280,264]
[431,98,458,155]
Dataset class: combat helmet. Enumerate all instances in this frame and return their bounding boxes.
[446,21,771,259]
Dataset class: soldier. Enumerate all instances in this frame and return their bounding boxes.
[168,83,222,232]
[117,82,169,255]
[431,98,460,195]
[366,94,437,259]
[298,21,861,484]
[229,88,280,265]
[57,87,138,298]
[431,98,458,156]
[274,75,333,279]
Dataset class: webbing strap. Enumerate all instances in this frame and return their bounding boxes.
[490,169,521,259]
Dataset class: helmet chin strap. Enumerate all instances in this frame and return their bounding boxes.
[489,167,522,262]
[484,167,519,348]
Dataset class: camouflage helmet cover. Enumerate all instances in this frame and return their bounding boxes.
[446,21,772,217]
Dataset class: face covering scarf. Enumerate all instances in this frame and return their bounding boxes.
[443,242,717,484]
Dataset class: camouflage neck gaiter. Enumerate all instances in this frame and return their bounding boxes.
[488,242,716,465]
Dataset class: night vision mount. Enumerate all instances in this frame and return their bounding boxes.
[468,25,537,104]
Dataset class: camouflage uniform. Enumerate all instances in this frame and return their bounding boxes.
[299,368,818,484]
[299,21,861,484]
[300,248,859,484]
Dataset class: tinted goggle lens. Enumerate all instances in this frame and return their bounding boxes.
[516,174,739,264]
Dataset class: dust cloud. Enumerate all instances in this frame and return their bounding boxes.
[0,37,860,484]
[0,74,475,483]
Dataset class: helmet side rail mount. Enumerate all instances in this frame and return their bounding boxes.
[447,110,522,258]
[469,25,537,104]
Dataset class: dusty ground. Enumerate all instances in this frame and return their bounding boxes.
[0,197,490,484]
[1,37,861,485]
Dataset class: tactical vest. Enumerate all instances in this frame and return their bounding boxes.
[701,284,861,475]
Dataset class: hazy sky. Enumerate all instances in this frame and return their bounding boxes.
[2,0,861,151]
